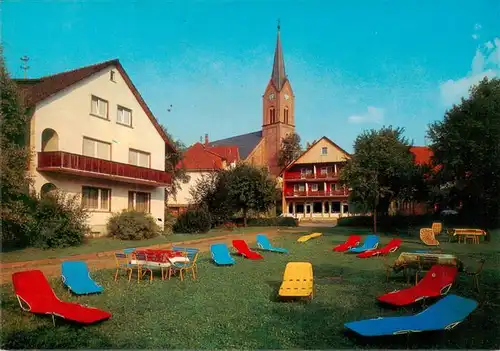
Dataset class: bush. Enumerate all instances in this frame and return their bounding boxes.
[245,217,298,227]
[173,207,211,233]
[162,211,176,236]
[107,210,160,240]
[337,214,435,231]
[27,191,90,249]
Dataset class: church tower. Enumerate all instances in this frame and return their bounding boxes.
[262,22,295,176]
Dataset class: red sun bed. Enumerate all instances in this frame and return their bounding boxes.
[333,235,361,252]
[357,238,402,258]
[232,240,264,260]
[12,270,111,325]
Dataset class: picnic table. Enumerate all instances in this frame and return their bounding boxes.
[453,228,486,244]
[393,251,463,273]
[131,249,189,267]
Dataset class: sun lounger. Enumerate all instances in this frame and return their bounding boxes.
[256,234,288,253]
[210,243,236,265]
[61,261,104,295]
[377,264,457,306]
[278,262,314,299]
[420,228,440,246]
[347,235,379,253]
[357,239,402,258]
[12,270,111,325]
[333,235,361,252]
[232,239,264,259]
[344,294,478,336]
[297,232,322,242]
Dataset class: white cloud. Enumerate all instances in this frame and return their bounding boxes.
[474,23,482,30]
[472,34,478,40]
[347,106,385,124]
[439,37,500,106]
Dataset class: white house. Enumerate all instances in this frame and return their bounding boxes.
[15,59,175,235]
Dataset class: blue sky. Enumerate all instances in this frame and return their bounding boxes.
[3,1,500,152]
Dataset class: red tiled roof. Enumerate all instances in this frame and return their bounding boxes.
[410,146,433,165]
[14,59,175,151]
[177,143,226,171]
[206,145,239,164]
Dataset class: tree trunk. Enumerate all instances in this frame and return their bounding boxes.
[243,208,248,227]
[373,209,377,234]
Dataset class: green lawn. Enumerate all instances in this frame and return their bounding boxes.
[0,227,279,264]
[1,228,499,349]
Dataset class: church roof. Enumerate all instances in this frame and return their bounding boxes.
[207,131,262,160]
[271,22,287,91]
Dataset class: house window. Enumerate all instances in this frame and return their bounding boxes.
[321,147,328,155]
[332,183,340,191]
[90,95,108,119]
[129,149,150,168]
[300,168,313,178]
[294,184,305,192]
[320,167,328,175]
[82,186,110,211]
[128,191,151,212]
[110,70,116,82]
[269,108,276,124]
[284,108,289,124]
[311,184,319,192]
[117,105,132,126]
[82,137,111,160]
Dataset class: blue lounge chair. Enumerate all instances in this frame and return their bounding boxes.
[61,261,104,295]
[210,244,235,265]
[347,235,379,253]
[256,234,288,253]
[344,294,478,337]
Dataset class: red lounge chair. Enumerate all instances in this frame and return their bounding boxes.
[332,235,361,252]
[232,240,264,260]
[377,265,457,306]
[357,238,402,258]
[12,270,112,325]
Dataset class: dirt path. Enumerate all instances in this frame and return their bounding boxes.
[0,228,301,285]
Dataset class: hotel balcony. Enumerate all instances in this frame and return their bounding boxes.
[37,151,172,187]
[284,189,349,198]
[285,173,340,182]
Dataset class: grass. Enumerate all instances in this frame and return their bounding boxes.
[1,227,499,349]
[0,226,282,264]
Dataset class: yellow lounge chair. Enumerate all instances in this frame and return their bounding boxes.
[432,222,443,235]
[297,232,322,242]
[420,228,440,246]
[278,262,314,300]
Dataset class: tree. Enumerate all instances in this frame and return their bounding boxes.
[160,125,190,201]
[427,77,500,229]
[0,48,33,248]
[340,126,417,233]
[225,164,279,226]
[277,132,302,167]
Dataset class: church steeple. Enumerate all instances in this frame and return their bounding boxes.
[271,20,287,91]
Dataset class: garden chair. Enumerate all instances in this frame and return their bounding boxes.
[172,246,200,275]
[134,252,162,282]
[332,235,361,252]
[419,228,440,246]
[357,238,401,258]
[278,262,314,300]
[345,294,478,337]
[463,258,486,293]
[12,270,112,326]
[377,265,457,306]
[210,243,236,265]
[347,235,379,253]
[113,252,134,282]
[432,222,443,235]
[168,251,199,281]
[256,234,288,253]
[232,239,264,259]
[61,261,103,295]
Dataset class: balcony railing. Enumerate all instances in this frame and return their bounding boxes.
[285,189,348,197]
[37,151,171,186]
[285,173,339,180]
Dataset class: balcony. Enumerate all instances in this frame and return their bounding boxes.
[285,173,340,181]
[37,151,171,187]
[285,189,349,198]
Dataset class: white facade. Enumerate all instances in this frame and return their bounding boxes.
[29,65,168,235]
[167,171,213,207]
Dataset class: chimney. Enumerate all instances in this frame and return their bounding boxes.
[205,134,209,146]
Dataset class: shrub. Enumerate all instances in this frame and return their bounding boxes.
[173,207,211,233]
[245,217,298,227]
[27,191,90,249]
[337,214,435,231]
[162,211,177,235]
[107,210,160,240]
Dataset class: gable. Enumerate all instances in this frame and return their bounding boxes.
[295,137,350,164]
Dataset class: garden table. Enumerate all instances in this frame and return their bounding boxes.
[453,228,486,244]
[392,252,463,273]
[131,249,189,267]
